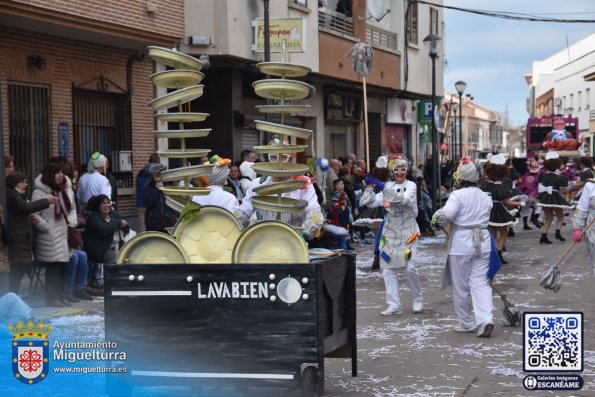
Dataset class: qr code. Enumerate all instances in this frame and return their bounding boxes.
[523,312,583,372]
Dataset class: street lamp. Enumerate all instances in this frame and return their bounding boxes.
[423,33,441,213]
[450,102,459,163]
[455,80,466,160]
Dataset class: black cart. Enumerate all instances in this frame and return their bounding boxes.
[104,254,357,396]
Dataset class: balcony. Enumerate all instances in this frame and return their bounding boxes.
[318,8,354,37]
[366,25,398,51]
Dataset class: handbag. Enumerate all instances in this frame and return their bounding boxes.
[67,226,83,249]
[62,210,82,249]
[0,222,15,246]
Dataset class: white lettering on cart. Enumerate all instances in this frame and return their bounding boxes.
[197,282,269,299]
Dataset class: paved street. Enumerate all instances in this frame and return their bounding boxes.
[14,217,594,396]
[324,219,594,397]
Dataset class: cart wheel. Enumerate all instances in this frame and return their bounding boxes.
[300,365,320,397]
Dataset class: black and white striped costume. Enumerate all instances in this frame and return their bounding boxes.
[478,178,518,227]
[536,172,573,208]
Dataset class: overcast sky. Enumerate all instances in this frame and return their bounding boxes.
[443,0,595,126]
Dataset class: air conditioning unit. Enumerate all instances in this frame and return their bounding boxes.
[554,98,562,107]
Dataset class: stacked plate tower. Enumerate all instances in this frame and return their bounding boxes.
[249,60,315,223]
[147,46,214,214]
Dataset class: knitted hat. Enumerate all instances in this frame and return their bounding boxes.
[387,154,408,171]
[453,156,479,185]
[208,155,231,185]
[88,152,106,172]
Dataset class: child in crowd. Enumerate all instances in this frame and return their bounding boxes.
[325,179,353,249]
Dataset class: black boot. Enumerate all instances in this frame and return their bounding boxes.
[555,230,566,241]
[523,217,532,230]
[371,255,380,271]
[540,233,553,244]
[508,227,515,237]
[531,214,542,229]
[497,250,508,264]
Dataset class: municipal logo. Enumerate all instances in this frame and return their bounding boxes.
[9,320,53,385]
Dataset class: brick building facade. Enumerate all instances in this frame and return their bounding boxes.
[0,0,185,216]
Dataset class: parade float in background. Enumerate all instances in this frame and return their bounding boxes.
[105,47,356,397]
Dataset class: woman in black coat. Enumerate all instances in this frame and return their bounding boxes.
[5,172,56,295]
[83,194,128,286]
[142,164,172,232]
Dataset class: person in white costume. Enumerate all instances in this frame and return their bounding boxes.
[431,157,496,337]
[572,178,595,273]
[193,156,240,213]
[77,152,112,208]
[235,153,324,237]
[360,155,423,315]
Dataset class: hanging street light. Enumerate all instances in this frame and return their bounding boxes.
[423,33,441,213]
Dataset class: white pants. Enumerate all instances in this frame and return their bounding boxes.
[383,261,422,310]
[448,252,493,329]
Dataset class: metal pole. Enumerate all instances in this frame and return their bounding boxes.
[452,110,457,163]
[431,53,439,214]
[458,93,463,158]
[263,0,270,62]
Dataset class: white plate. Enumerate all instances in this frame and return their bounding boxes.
[116,232,189,264]
[159,164,214,182]
[251,162,310,177]
[254,120,312,140]
[148,85,204,111]
[256,62,311,77]
[172,206,242,264]
[252,79,313,100]
[154,129,212,139]
[157,149,211,159]
[147,46,204,70]
[155,112,209,123]
[232,221,309,264]
[151,70,204,88]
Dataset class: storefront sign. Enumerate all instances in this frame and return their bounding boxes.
[254,18,305,53]
[387,98,414,124]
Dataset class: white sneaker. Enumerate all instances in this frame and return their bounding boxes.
[477,322,495,337]
[412,301,424,313]
[454,325,476,332]
[381,307,403,316]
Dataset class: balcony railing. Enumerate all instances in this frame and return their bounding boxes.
[366,25,398,51]
[318,8,354,37]
[590,109,595,120]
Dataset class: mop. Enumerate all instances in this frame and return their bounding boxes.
[491,283,522,326]
[539,217,595,292]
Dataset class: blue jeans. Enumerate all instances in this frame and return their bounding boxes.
[66,250,88,294]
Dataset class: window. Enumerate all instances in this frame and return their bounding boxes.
[586,88,590,109]
[290,0,307,6]
[72,89,131,176]
[406,1,418,45]
[429,7,439,35]
[578,91,582,111]
[7,82,51,185]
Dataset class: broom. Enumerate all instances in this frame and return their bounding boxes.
[539,217,595,292]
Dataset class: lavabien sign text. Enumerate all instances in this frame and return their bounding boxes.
[197,281,269,299]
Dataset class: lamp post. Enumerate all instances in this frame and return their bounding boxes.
[424,34,441,213]
[450,102,459,163]
[455,80,466,159]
